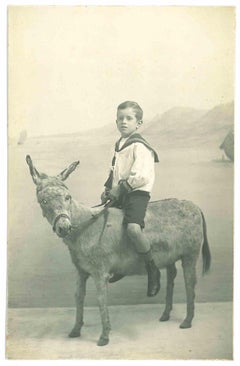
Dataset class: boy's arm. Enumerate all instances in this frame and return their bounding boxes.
[124,143,155,191]
[104,171,113,190]
[106,143,155,201]
[101,170,113,203]
[104,144,118,190]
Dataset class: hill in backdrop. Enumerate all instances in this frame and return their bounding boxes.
[70,101,234,149]
[143,102,234,148]
[28,101,234,147]
[14,101,234,166]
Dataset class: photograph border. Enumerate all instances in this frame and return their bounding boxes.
[1,0,240,365]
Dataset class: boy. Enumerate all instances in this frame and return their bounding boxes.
[102,101,160,297]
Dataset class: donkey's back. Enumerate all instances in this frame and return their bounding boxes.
[98,198,205,276]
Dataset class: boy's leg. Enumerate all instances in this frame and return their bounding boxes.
[127,223,160,297]
[109,221,150,284]
[109,191,160,296]
[127,223,150,253]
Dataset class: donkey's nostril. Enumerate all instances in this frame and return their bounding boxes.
[56,223,71,238]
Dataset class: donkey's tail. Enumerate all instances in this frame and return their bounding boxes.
[200,210,211,275]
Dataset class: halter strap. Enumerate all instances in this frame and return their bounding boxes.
[52,213,71,232]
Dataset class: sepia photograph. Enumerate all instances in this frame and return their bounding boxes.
[2,1,239,363]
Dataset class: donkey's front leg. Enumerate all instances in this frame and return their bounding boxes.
[93,273,111,346]
[69,270,89,338]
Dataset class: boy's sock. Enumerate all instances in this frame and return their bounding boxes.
[138,249,160,297]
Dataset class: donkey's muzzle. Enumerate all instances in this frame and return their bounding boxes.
[52,213,72,238]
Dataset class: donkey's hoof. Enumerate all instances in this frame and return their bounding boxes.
[69,328,81,338]
[97,336,109,346]
[159,313,170,322]
[179,320,192,329]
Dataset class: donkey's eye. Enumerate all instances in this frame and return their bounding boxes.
[65,195,71,201]
[41,199,48,205]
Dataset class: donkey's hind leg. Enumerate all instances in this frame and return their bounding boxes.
[180,256,197,329]
[69,270,89,338]
[160,263,177,322]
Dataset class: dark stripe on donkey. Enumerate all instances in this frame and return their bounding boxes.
[201,210,211,275]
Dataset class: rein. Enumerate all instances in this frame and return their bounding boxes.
[91,199,116,217]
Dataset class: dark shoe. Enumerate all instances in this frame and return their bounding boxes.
[146,260,160,297]
[109,273,125,283]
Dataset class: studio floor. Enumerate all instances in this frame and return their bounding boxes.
[6,302,232,360]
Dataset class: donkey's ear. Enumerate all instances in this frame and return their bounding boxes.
[26,155,41,185]
[58,160,80,181]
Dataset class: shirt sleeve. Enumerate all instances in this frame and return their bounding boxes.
[126,143,155,189]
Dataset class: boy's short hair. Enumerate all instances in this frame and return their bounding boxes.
[117,101,143,121]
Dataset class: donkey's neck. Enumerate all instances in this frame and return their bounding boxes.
[63,198,103,243]
[70,199,94,225]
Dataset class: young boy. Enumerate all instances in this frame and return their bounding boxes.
[102,101,160,297]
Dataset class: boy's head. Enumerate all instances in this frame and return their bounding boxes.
[116,101,143,138]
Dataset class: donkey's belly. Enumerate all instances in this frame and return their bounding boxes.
[110,250,145,276]
[109,242,180,276]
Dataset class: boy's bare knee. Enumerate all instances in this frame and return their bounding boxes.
[127,223,141,239]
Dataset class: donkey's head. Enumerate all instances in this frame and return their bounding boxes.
[26,155,79,238]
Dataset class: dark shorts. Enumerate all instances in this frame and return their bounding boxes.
[122,190,150,228]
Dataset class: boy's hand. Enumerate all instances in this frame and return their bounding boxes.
[102,181,131,204]
[109,181,131,202]
[108,186,121,201]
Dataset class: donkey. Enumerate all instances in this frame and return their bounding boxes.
[26,155,211,346]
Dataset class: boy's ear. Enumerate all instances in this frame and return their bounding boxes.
[137,120,143,127]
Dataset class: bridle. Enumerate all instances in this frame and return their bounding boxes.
[52,213,71,232]
[52,200,115,234]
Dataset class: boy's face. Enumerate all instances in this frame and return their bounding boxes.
[116,107,142,138]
